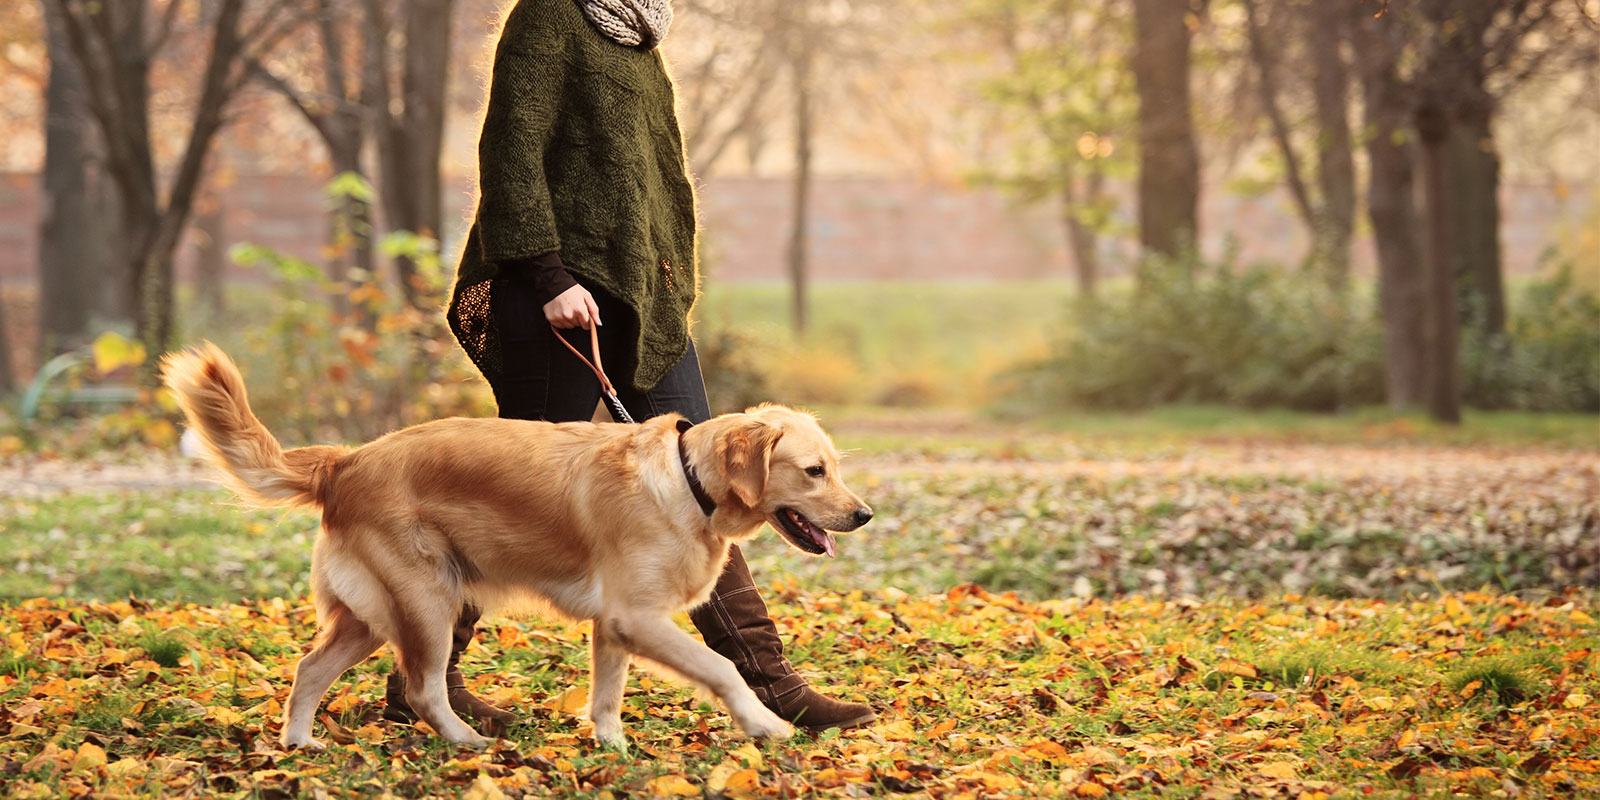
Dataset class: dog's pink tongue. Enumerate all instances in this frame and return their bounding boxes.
[820,530,837,558]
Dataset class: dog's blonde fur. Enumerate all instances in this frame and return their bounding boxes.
[161,343,869,750]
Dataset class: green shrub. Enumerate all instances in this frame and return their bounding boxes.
[695,325,779,414]
[218,232,494,444]
[1023,256,1386,412]
[1022,255,1598,415]
[1463,264,1600,412]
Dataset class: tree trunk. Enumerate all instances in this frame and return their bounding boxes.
[1416,100,1462,424]
[1061,178,1100,299]
[0,277,14,395]
[1308,0,1355,288]
[1129,0,1200,262]
[377,0,453,308]
[192,194,227,321]
[55,0,256,363]
[40,0,97,357]
[1446,104,1505,338]
[786,11,815,337]
[1355,16,1428,410]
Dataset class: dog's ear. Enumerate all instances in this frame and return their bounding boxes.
[719,419,784,508]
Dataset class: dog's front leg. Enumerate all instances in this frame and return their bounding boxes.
[588,618,631,750]
[604,614,793,741]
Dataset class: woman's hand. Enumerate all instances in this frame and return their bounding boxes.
[543,284,603,329]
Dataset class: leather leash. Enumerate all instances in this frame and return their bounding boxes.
[548,324,715,515]
[550,323,635,423]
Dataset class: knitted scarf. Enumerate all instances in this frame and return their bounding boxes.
[575,0,673,48]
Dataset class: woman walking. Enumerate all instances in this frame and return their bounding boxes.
[382,0,876,733]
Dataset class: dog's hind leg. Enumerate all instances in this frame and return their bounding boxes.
[605,614,792,741]
[393,591,493,748]
[281,601,383,750]
[588,618,631,751]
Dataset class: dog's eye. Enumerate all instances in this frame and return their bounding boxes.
[805,465,825,478]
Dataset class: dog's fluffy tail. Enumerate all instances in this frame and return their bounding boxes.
[161,343,346,509]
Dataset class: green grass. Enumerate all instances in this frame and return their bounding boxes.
[0,490,318,603]
[695,278,1075,368]
[7,427,1589,606]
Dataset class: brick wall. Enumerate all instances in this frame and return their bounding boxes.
[0,172,1588,287]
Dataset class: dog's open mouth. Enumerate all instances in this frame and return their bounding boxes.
[776,507,837,558]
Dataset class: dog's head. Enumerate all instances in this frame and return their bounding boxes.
[703,404,871,557]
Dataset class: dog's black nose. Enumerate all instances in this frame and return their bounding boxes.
[852,507,873,527]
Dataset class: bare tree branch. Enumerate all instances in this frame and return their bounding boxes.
[1241,0,1315,228]
[148,0,184,53]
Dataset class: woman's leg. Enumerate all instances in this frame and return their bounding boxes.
[385,274,602,728]
[616,334,876,731]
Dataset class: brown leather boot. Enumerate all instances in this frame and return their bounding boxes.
[383,604,516,732]
[689,546,876,731]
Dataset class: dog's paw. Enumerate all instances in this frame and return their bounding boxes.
[595,728,629,753]
[741,715,793,741]
[450,733,494,749]
[280,734,326,751]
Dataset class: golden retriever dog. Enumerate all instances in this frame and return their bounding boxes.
[161,343,871,750]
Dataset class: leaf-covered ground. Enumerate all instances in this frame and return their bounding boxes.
[3,414,1597,797]
[2,589,1597,798]
[4,439,1595,603]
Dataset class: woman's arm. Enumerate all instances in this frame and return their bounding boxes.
[476,24,571,263]
[502,252,603,329]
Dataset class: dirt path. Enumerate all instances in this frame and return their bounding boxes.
[4,441,1595,498]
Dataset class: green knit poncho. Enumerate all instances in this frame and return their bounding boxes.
[448,0,698,392]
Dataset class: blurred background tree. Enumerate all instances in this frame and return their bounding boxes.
[49,0,309,365]
[0,0,1594,434]
[962,0,1137,299]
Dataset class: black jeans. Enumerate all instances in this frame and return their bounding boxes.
[488,273,712,425]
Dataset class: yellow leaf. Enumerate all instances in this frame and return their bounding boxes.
[1571,610,1594,625]
[1564,692,1591,709]
[353,724,386,743]
[245,698,282,718]
[546,686,588,715]
[1258,761,1298,779]
[1365,696,1395,711]
[724,769,761,797]
[973,771,1021,790]
[730,742,764,769]
[106,758,148,779]
[207,706,245,726]
[877,719,917,741]
[461,774,506,800]
[1077,746,1120,767]
[1025,740,1069,762]
[706,762,741,794]
[71,743,107,772]
[645,775,700,796]
[1458,680,1482,699]
[928,719,957,740]
[100,648,130,666]
[1217,659,1258,679]
[91,331,146,375]
[1074,782,1107,797]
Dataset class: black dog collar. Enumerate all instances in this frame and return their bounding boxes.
[676,419,717,516]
